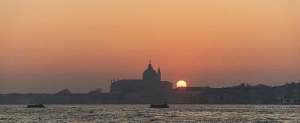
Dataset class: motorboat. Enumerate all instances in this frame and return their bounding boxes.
[150,102,169,108]
[27,102,45,108]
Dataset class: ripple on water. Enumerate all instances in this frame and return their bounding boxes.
[0,104,300,122]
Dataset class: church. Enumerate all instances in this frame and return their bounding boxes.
[109,62,173,103]
[110,62,173,94]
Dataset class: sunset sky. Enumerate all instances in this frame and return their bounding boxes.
[1,1,300,93]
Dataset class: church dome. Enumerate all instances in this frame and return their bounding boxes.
[142,63,158,82]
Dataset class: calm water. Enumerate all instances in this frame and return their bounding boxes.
[0,104,299,122]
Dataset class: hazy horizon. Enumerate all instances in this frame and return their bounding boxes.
[1,1,300,93]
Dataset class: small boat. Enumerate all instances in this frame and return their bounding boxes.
[150,102,169,108]
[27,102,45,108]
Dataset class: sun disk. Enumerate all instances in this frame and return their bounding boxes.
[176,80,187,87]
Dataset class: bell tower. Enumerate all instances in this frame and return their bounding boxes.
[158,67,161,81]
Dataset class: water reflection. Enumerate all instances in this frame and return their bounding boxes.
[0,105,298,122]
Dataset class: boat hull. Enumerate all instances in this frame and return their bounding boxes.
[26,105,45,108]
[150,105,169,108]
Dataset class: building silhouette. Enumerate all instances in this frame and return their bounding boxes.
[0,62,298,104]
[109,62,172,103]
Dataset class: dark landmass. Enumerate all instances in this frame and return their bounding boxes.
[1,82,299,105]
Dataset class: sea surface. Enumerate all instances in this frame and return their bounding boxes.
[0,104,299,123]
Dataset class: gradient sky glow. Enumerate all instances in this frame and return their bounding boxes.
[1,1,300,93]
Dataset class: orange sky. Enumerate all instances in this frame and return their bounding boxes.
[1,1,300,93]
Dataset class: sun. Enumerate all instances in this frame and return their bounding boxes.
[176,80,187,87]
